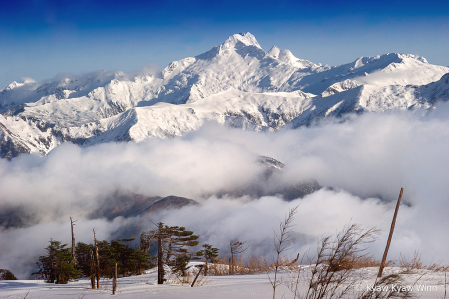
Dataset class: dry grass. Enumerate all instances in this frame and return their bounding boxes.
[399,251,423,273]
[204,252,400,278]
[207,257,229,276]
[334,253,395,270]
[165,266,209,286]
[399,250,449,273]
[284,224,417,299]
[207,253,395,277]
[246,254,274,274]
[205,254,301,276]
[426,263,449,272]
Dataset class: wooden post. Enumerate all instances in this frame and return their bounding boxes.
[444,271,446,299]
[112,263,117,295]
[378,188,404,278]
[191,264,204,287]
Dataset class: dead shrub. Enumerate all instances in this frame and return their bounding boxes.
[285,224,418,299]
[231,257,246,274]
[205,254,300,276]
[398,250,449,273]
[337,254,394,270]
[399,251,423,274]
[246,254,273,274]
[165,265,208,286]
[426,263,449,272]
[207,257,229,276]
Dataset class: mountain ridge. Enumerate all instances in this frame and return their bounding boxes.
[1,32,449,158]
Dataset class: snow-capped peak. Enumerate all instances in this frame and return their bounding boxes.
[396,53,428,63]
[5,81,25,91]
[220,32,262,51]
[267,45,317,69]
[196,32,265,59]
[267,45,281,58]
[268,46,298,63]
[2,32,449,159]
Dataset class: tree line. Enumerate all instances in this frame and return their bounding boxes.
[32,220,219,285]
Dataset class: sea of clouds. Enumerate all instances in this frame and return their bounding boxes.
[1,102,449,278]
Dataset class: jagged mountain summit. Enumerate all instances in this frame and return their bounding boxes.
[1,32,449,158]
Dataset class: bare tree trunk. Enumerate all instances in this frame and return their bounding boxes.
[229,239,248,275]
[70,217,77,265]
[93,229,100,288]
[157,235,164,284]
[90,249,96,289]
[378,188,403,278]
[112,263,117,295]
[166,241,172,262]
[191,264,204,287]
[228,255,233,274]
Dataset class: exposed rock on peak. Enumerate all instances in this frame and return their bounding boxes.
[321,79,361,97]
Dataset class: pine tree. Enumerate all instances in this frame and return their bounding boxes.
[197,244,219,276]
[0,269,17,280]
[75,239,153,279]
[74,242,94,277]
[140,222,200,282]
[170,254,191,277]
[33,239,82,284]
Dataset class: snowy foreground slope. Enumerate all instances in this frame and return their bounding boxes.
[1,32,449,158]
[0,266,446,299]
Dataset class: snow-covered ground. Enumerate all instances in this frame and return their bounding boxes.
[1,266,447,299]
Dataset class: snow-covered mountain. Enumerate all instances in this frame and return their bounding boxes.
[1,32,449,158]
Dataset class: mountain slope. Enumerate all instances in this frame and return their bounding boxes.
[291,73,449,127]
[1,32,449,158]
[0,115,58,159]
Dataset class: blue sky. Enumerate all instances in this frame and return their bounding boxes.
[1,0,448,88]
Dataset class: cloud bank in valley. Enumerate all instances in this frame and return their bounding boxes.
[1,103,449,278]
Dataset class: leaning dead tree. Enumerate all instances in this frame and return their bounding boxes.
[70,217,77,265]
[378,187,404,278]
[229,239,248,274]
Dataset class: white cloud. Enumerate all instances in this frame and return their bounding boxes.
[1,103,449,278]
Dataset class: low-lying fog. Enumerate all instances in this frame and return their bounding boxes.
[1,102,449,279]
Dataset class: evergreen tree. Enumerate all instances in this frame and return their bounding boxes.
[140,223,200,282]
[74,242,94,277]
[0,269,17,280]
[164,226,199,264]
[170,253,191,277]
[75,239,153,279]
[197,244,219,276]
[33,239,82,284]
